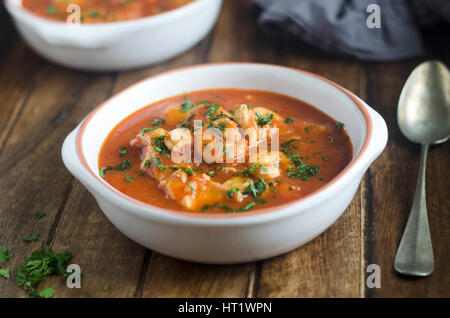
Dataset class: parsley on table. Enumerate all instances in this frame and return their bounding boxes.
[103,284,109,292]
[23,234,39,242]
[0,246,13,263]
[255,112,274,127]
[16,245,72,298]
[35,212,46,219]
[0,268,10,279]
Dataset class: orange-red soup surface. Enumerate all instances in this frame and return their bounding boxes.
[98,89,353,213]
[22,0,195,23]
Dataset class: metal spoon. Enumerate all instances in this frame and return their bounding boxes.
[394,61,450,277]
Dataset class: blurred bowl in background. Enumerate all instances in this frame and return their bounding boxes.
[4,0,222,71]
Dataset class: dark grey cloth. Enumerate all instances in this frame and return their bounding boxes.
[252,0,450,61]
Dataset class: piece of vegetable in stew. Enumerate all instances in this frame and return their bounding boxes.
[98,89,353,213]
[22,0,195,23]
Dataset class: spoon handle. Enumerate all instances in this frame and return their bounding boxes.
[394,143,434,276]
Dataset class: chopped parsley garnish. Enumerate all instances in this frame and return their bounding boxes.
[322,155,328,161]
[152,135,170,156]
[287,161,320,181]
[207,171,215,177]
[275,178,283,183]
[180,96,196,113]
[255,112,274,127]
[125,177,134,183]
[151,158,166,171]
[328,136,335,143]
[99,166,113,177]
[319,177,325,181]
[23,234,39,242]
[151,118,166,126]
[336,122,345,129]
[0,246,13,263]
[281,139,298,149]
[284,117,294,123]
[140,127,160,135]
[243,179,268,197]
[237,202,256,212]
[226,187,239,198]
[16,245,72,298]
[304,126,310,133]
[115,160,132,171]
[119,146,128,155]
[200,203,233,213]
[181,167,194,176]
[35,212,46,219]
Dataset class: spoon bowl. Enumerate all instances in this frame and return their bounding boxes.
[398,61,450,144]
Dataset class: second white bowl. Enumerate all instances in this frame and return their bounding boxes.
[5,0,223,71]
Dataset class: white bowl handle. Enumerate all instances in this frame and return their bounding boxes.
[364,105,388,165]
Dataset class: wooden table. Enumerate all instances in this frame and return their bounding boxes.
[1,1,449,298]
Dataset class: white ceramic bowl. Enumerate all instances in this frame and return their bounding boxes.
[62,63,388,264]
[4,0,222,71]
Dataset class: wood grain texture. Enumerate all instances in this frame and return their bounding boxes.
[0,0,448,298]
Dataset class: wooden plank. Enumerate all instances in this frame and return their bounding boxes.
[0,62,117,297]
[256,55,367,297]
[0,40,42,151]
[365,59,450,297]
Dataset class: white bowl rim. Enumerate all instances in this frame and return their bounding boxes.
[5,0,208,28]
[73,62,374,221]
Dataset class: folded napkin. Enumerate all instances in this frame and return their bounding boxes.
[252,0,450,61]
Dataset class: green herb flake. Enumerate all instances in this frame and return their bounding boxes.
[180,96,196,113]
[284,117,294,124]
[207,171,215,177]
[119,146,128,155]
[328,136,335,143]
[99,166,113,177]
[23,234,39,242]
[16,245,72,298]
[226,187,239,198]
[140,127,160,135]
[103,284,109,292]
[36,288,55,298]
[0,268,10,279]
[322,155,328,161]
[255,112,274,127]
[336,122,345,129]
[151,118,166,126]
[35,212,46,219]
[125,177,134,183]
[0,246,13,264]
[151,158,166,171]
[237,202,256,212]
